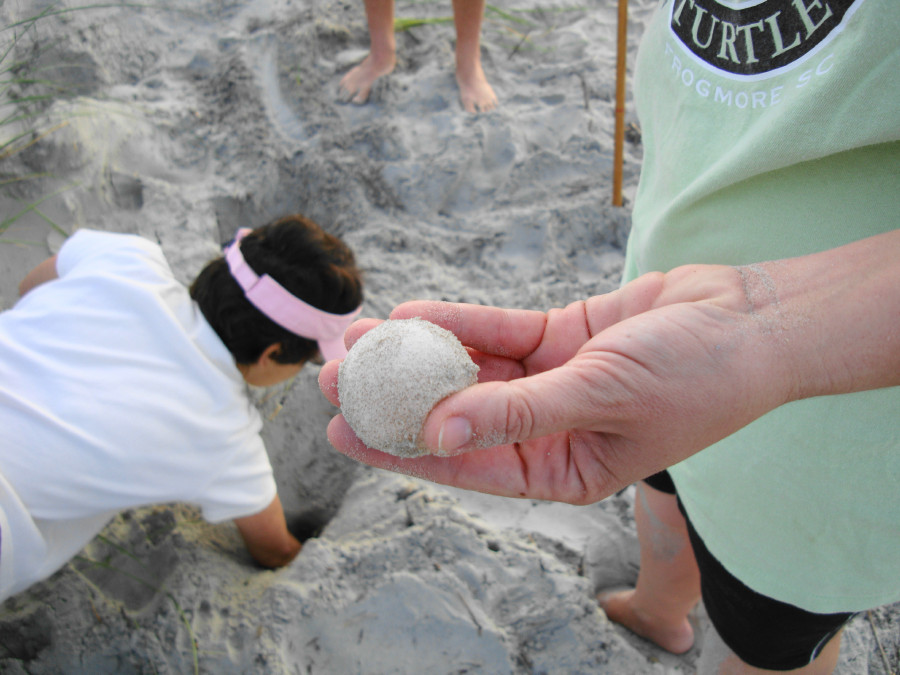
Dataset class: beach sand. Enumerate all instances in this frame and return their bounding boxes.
[0,1,896,672]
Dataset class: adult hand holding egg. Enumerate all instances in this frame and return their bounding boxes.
[319,236,900,505]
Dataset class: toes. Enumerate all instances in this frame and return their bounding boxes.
[336,83,371,105]
[351,89,371,105]
[596,588,632,617]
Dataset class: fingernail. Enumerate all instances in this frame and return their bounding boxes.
[438,417,472,454]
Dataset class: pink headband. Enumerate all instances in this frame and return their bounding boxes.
[224,228,361,361]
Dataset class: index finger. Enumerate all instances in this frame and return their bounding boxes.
[318,359,341,407]
[390,301,546,360]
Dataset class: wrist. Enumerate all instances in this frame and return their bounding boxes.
[732,262,810,404]
[739,231,900,401]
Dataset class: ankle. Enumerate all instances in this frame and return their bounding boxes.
[371,56,396,74]
[368,43,397,70]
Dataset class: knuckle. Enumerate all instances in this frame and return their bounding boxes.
[504,392,537,442]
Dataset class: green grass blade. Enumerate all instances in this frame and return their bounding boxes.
[0,180,77,235]
[485,4,534,26]
[394,16,453,31]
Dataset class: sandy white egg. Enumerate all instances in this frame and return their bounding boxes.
[337,318,479,457]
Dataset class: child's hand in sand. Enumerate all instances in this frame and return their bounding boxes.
[320,231,900,504]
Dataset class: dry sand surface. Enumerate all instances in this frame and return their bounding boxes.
[0,1,897,673]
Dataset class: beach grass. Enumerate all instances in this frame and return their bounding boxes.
[0,3,163,245]
[390,2,590,56]
[0,4,78,243]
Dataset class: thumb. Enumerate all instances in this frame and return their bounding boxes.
[423,369,601,455]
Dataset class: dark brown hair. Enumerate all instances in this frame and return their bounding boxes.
[190,214,363,365]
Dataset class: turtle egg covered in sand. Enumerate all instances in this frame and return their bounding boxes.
[337,318,479,457]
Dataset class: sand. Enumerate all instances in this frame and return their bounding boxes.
[0,1,896,673]
[339,318,479,457]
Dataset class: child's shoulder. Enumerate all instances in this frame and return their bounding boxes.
[62,229,162,259]
[58,229,169,280]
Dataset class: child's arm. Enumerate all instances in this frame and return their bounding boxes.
[19,255,59,297]
[233,495,302,568]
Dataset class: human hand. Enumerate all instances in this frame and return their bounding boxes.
[234,496,302,568]
[319,264,793,504]
[320,230,900,504]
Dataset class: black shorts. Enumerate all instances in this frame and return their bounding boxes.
[642,471,854,671]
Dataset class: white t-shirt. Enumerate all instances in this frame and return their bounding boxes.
[624,0,899,613]
[0,230,277,601]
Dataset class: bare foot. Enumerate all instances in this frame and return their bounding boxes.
[456,63,497,113]
[598,589,695,655]
[339,52,397,105]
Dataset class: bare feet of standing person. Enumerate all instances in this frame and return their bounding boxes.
[338,0,397,104]
[596,482,699,655]
[453,0,497,113]
[339,0,497,113]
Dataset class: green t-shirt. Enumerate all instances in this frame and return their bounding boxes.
[624,0,899,613]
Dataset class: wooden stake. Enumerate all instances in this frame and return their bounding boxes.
[612,0,628,207]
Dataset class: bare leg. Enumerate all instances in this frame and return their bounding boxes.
[698,623,844,675]
[339,0,397,104]
[597,482,699,654]
[452,0,497,113]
